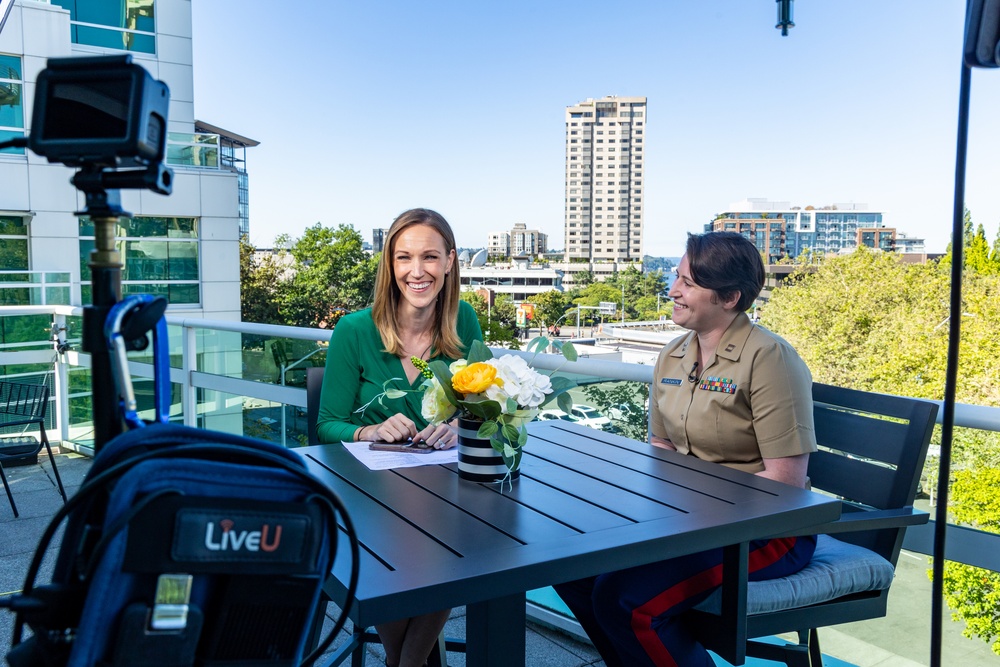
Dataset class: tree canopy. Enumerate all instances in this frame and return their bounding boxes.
[240,224,378,330]
[761,233,1000,654]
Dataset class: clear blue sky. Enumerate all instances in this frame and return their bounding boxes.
[191,1,1000,257]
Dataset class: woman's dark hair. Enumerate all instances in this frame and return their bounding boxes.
[685,232,765,312]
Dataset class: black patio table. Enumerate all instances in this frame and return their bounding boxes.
[301,421,841,667]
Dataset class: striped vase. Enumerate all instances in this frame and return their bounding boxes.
[456,417,520,483]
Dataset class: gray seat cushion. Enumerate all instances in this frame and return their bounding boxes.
[693,534,895,615]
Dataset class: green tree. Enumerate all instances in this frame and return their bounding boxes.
[574,269,595,287]
[239,236,282,327]
[582,381,649,441]
[277,224,378,328]
[989,225,1000,272]
[940,468,1000,655]
[459,291,520,349]
[941,207,975,270]
[492,294,517,330]
[966,224,992,275]
[761,247,950,396]
[761,245,1000,653]
[532,290,571,328]
[574,282,622,311]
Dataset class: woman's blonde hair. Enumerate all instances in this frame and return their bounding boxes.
[371,208,464,359]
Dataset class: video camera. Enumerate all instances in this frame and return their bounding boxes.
[0,54,177,447]
[29,54,169,170]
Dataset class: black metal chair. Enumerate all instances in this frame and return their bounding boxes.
[690,382,939,666]
[305,366,464,667]
[0,381,68,518]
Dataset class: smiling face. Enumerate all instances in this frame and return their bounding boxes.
[391,223,455,316]
[668,255,740,334]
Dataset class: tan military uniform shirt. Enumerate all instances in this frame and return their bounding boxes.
[651,313,817,474]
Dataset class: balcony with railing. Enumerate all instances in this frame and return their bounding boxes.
[2,305,999,665]
[166,132,221,169]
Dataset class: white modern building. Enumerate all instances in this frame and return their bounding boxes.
[711,198,925,260]
[487,222,547,259]
[459,259,562,303]
[564,95,646,262]
[0,0,251,321]
[486,230,509,259]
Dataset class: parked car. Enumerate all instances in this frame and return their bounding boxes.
[607,403,635,420]
[537,404,612,431]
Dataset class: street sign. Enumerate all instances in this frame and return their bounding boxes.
[599,301,617,315]
[516,304,535,327]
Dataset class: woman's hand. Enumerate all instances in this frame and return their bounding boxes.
[364,414,418,443]
[414,422,457,450]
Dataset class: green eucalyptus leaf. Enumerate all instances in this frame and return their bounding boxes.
[539,375,578,408]
[526,336,549,354]
[560,341,578,362]
[557,391,574,414]
[549,376,576,392]
[467,339,494,363]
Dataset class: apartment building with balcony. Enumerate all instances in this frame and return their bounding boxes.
[564,95,645,262]
[0,0,253,321]
[487,223,547,259]
[710,198,925,261]
[486,230,510,259]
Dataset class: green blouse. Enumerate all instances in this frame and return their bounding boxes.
[316,300,483,443]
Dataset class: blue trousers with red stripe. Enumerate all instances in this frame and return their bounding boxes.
[554,536,816,667]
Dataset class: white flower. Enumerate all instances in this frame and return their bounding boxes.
[485,355,552,411]
[421,377,457,424]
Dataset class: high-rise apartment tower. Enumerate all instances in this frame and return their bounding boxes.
[564,96,646,261]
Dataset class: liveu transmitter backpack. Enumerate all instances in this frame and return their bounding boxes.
[3,296,359,667]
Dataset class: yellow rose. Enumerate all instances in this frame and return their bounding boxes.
[452,362,498,395]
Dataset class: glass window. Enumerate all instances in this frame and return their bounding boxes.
[53,0,156,54]
[166,132,220,168]
[0,215,28,272]
[79,215,199,304]
[0,55,25,155]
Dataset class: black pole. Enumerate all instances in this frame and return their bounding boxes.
[930,58,971,667]
[78,185,127,453]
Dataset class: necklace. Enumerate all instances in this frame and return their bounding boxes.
[402,342,432,361]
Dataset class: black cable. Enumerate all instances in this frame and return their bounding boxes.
[930,55,972,667]
[0,137,28,151]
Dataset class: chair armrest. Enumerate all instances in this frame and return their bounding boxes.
[766,506,928,539]
[0,417,42,429]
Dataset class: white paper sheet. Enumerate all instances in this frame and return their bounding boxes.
[342,441,458,471]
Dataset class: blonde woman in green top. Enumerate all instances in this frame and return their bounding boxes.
[317,208,482,667]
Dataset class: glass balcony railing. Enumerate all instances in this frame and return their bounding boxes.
[1,305,999,664]
[166,132,220,169]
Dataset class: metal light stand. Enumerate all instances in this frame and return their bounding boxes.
[74,164,172,452]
